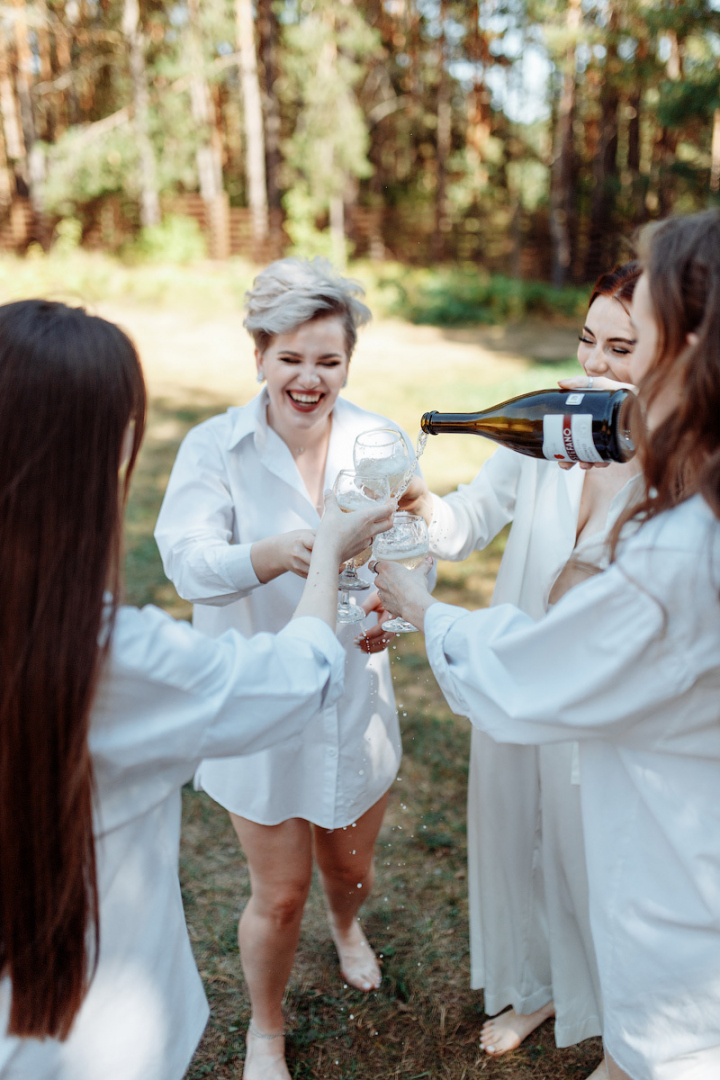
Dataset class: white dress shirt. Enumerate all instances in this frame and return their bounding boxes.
[429,448,640,1044]
[0,607,344,1080]
[425,494,720,1080]
[155,391,409,828]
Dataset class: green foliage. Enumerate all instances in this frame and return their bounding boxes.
[129,215,207,264]
[40,127,140,216]
[377,268,588,326]
[280,0,380,254]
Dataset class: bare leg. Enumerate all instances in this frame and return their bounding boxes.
[230,814,313,1080]
[480,1001,556,1055]
[313,793,389,991]
[605,1053,632,1080]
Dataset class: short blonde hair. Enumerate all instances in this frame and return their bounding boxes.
[243,257,371,356]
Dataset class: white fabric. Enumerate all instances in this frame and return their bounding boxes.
[430,449,637,1043]
[0,608,344,1080]
[425,494,720,1080]
[155,391,420,827]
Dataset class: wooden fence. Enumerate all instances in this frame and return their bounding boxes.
[0,193,554,279]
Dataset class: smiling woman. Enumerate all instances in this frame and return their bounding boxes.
[154,257,415,1080]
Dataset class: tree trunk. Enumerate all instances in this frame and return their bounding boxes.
[711,107,720,194]
[122,0,160,228]
[653,29,683,218]
[549,0,581,287]
[187,0,223,202]
[236,0,268,246]
[55,7,74,131]
[257,0,281,213]
[0,28,24,196]
[330,191,345,270]
[432,0,450,263]
[584,8,620,282]
[465,1,491,178]
[11,0,34,152]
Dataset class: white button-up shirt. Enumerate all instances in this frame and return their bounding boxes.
[155,392,407,828]
[425,494,720,1080]
[0,607,344,1080]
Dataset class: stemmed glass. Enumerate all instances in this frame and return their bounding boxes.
[334,470,391,625]
[371,512,430,633]
[353,429,416,500]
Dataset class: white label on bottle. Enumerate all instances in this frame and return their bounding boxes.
[542,413,604,463]
[565,393,584,405]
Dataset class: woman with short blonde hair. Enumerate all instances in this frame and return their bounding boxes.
[156,257,417,1080]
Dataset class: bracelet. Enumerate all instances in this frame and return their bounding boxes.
[248,1021,285,1041]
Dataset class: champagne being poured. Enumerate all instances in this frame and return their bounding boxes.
[421,388,635,464]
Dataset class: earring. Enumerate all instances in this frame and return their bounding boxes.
[256,371,265,383]
[342,377,348,388]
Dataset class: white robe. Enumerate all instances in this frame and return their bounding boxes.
[425,494,720,1080]
[429,446,640,1046]
[0,608,344,1080]
[155,392,415,828]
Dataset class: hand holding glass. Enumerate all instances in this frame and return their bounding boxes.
[372,512,430,633]
[333,470,391,625]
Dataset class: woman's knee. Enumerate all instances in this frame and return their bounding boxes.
[249,877,311,929]
[321,857,374,891]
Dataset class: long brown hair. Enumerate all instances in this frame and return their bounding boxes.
[0,300,146,1038]
[614,210,720,547]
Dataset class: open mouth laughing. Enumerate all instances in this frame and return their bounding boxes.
[287,389,325,412]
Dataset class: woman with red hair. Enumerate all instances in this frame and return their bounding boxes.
[379,211,720,1080]
[398,262,642,1076]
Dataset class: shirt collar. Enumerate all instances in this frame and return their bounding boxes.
[226,390,268,451]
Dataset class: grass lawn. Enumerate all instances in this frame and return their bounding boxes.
[0,251,600,1079]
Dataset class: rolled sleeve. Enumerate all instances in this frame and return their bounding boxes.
[205,541,261,595]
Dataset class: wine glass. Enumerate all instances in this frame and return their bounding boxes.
[372,511,430,633]
[334,470,391,625]
[353,428,416,500]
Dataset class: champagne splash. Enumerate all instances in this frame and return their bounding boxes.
[415,431,429,459]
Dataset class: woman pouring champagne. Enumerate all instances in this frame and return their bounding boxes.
[375,212,720,1080]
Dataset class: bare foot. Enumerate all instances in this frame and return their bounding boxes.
[243,1027,290,1080]
[329,918,381,992]
[480,1002,555,1056]
[586,1059,609,1080]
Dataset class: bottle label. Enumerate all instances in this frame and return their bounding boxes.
[542,413,603,463]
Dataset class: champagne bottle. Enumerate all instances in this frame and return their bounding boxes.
[421,388,634,463]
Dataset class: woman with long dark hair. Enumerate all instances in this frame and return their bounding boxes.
[0,299,393,1080]
[397,263,641,1074]
[376,212,720,1080]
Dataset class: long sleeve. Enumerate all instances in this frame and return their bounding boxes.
[429,446,524,561]
[91,608,345,831]
[424,534,703,747]
[154,422,262,606]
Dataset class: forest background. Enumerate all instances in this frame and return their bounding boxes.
[1,2,719,1078]
[0,0,718,283]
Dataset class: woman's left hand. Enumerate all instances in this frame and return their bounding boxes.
[374,557,436,632]
[354,592,396,653]
[317,491,395,565]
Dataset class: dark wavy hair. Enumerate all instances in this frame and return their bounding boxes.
[0,300,146,1038]
[588,260,641,315]
[612,210,720,551]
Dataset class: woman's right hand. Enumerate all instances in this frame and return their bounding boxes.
[250,530,315,583]
[398,475,433,524]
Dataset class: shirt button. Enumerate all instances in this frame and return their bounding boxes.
[328,747,337,758]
